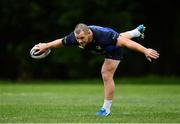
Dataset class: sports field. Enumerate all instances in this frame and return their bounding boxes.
[0,77,180,123]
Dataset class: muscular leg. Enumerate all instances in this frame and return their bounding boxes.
[120,24,145,39]
[96,56,120,116]
[101,59,120,100]
[120,32,134,39]
[120,29,140,39]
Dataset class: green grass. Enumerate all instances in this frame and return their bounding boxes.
[0,78,180,123]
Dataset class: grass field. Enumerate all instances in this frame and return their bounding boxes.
[0,77,180,123]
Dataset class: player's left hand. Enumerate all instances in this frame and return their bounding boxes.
[144,48,160,62]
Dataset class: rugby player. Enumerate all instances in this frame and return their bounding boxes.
[33,23,159,116]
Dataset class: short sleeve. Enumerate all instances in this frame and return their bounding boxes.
[62,32,79,46]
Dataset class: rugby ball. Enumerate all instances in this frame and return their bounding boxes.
[30,46,51,59]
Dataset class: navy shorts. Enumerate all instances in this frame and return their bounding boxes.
[105,47,123,61]
[104,29,123,61]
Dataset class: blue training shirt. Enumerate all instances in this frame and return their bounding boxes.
[62,25,123,60]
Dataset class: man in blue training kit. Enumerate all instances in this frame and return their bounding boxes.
[33,23,159,116]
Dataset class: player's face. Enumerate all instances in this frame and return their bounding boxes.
[75,31,92,47]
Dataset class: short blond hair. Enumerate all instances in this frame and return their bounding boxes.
[74,23,90,35]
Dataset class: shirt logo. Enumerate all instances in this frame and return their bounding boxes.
[96,46,102,50]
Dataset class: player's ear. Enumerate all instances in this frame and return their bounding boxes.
[87,29,92,35]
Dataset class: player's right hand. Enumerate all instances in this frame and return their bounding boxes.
[33,43,49,54]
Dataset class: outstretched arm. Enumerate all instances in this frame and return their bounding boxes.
[116,36,159,62]
[33,38,63,54]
